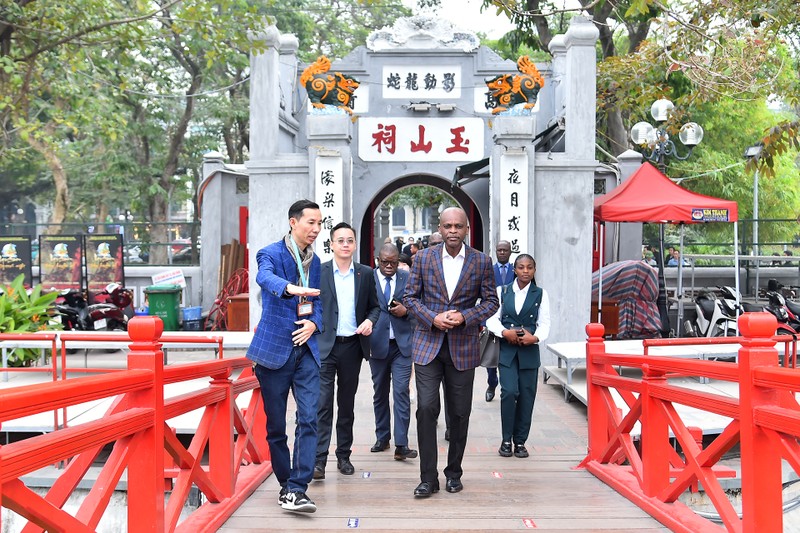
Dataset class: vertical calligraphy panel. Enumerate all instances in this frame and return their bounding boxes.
[499,152,529,258]
[314,155,344,263]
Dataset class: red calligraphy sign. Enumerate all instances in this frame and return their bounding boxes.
[372,123,397,154]
[410,125,432,153]
[446,126,470,154]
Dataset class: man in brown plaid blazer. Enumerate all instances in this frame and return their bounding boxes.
[403,207,499,497]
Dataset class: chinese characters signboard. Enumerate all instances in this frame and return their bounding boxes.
[382,66,461,99]
[315,155,344,263]
[499,153,529,256]
[358,117,484,162]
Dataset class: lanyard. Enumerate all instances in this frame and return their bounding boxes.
[289,237,309,288]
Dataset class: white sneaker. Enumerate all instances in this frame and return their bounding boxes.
[277,486,288,506]
[281,491,317,513]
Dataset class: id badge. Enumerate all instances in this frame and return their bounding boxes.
[297,299,313,317]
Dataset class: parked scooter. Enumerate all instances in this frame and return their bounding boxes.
[684,289,738,337]
[53,284,131,333]
[764,290,800,335]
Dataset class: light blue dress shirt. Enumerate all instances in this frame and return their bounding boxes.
[334,262,358,336]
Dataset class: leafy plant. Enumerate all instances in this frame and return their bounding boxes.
[0,274,62,367]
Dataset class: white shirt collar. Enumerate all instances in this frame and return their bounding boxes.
[443,243,466,260]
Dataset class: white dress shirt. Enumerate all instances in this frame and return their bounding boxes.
[442,243,466,300]
[333,261,357,336]
[486,281,551,343]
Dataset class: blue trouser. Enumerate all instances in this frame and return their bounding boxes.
[487,367,498,389]
[368,339,413,446]
[255,345,320,494]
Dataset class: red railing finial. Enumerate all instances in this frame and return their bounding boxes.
[586,322,605,339]
[738,312,777,339]
[128,316,164,343]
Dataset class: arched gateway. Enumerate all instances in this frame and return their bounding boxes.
[203,15,599,347]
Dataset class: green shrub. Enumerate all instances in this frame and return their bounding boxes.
[0,274,63,367]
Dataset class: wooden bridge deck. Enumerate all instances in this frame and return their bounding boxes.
[219,367,667,532]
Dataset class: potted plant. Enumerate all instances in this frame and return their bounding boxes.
[0,274,63,367]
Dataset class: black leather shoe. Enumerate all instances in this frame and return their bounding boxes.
[394,445,418,460]
[337,458,355,475]
[445,478,463,493]
[370,440,390,452]
[485,386,496,402]
[498,441,512,457]
[313,462,326,480]
[413,481,439,497]
[514,444,529,458]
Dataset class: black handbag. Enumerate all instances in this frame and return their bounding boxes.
[479,328,500,368]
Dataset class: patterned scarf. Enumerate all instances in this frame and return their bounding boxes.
[284,231,314,285]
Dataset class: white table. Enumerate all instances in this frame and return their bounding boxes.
[544,339,746,393]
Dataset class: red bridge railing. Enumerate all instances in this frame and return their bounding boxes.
[582,312,797,533]
[0,316,270,532]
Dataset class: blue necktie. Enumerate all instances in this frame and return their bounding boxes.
[500,264,507,283]
[384,276,392,304]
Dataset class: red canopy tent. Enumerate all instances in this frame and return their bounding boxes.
[594,162,738,223]
[593,162,740,335]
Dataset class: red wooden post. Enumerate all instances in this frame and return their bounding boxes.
[126,316,166,533]
[209,368,234,497]
[738,312,781,533]
[640,363,670,497]
[585,323,608,460]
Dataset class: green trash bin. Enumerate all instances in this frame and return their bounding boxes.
[144,284,182,331]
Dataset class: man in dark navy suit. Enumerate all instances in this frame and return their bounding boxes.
[486,240,515,402]
[368,244,417,461]
[314,222,380,479]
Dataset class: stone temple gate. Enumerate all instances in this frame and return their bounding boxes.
[201,15,600,348]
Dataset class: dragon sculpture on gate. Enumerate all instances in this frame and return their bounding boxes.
[300,56,360,115]
[484,56,545,115]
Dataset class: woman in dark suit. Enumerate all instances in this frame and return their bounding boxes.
[485,254,551,459]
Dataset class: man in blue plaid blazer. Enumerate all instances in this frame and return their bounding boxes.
[247,199,324,514]
[403,207,499,498]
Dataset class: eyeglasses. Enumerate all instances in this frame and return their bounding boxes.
[333,238,355,245]
[379,260,399,266]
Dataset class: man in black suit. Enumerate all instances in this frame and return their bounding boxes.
[314,222,380,479]
[368,244,417,461]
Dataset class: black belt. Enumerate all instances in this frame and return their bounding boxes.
[389,338,397,344]
[336,334,359,343]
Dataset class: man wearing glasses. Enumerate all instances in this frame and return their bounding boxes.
[314,222,380,479]
[367,244,418,461]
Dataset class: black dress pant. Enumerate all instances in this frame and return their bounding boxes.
[415,336,475,483]
[316,336,363,462]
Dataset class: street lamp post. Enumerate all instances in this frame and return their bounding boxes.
[629,98,703,337]
[744,144,763,258]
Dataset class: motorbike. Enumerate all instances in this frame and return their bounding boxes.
[764,290,800,335]
[54,284,132,333]
[684,288,738,338]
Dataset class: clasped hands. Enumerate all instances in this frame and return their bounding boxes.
[501,327,538,346]
[433,310,465,331]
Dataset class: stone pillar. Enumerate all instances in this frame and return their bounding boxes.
[490,116,536,259]
[307,114,353,263]
[249,26,281,161]
[246,27,310,321]
[377,204,390,258]
[614,150,644,262]
[548,35,567,117]
[200,151,226,312]
[564,16,599,160]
